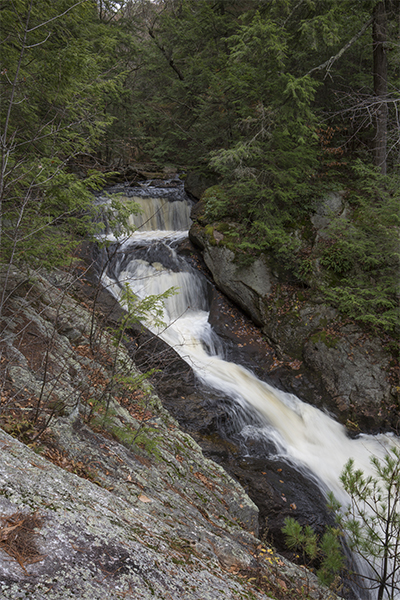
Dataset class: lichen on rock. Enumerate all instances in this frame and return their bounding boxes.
[0,264,343,599]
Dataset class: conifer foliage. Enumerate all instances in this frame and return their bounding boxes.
[283,447,400,599]
[0,0,122,313]
[114,0,398,336]
[1,0,399,335]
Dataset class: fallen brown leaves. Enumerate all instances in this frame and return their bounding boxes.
[74,343,113,367]
[86,367,110,389]
[74,344,94,358]
[0,511,45,573]
[193,471,214,490]
[42,446,99,483]
[138,494,152,503]
[287,359,302,371]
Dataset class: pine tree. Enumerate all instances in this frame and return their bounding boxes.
[338,447,400,600]
[283,447,400,599]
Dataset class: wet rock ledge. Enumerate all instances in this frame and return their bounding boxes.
[0,265,341,600]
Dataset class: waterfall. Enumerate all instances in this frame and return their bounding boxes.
[127,196,191,232]
[98,180,400,600]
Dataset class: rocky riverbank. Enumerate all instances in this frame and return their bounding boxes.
[0,264,342,600]
[188,198,399,433]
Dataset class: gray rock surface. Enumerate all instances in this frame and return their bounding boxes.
[203,245,274,326]
[0,428,256,600]
[303,326,393,424]
[0,428,341,600]
[0,264,343,600]
[311,191,347,240]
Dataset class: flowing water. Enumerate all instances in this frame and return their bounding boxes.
[98,180,400,599]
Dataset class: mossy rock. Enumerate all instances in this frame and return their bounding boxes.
[310,330,339,349]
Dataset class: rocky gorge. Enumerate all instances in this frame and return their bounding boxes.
[0,171,398,600]
[0,260,344,600]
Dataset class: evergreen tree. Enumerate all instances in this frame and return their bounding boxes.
[0,0,124,313]
[283,447,400,599]
[338,447,400,600]
[1,0,397,334]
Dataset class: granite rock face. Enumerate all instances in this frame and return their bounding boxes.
[0,427,260,600]
[0,265,342,600]
[204,244,274,327]
[0,428,342,600]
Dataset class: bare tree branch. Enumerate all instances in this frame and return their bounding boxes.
[26,1,87,33]
[148,28,185,81]
[306,16,374,79]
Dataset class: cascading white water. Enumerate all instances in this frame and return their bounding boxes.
[100,181,400,600]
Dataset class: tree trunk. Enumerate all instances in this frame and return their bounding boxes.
[373,0,388,175]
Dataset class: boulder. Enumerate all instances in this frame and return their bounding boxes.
[311,191,347,240]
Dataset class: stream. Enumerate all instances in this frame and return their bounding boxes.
[97,178,400,600]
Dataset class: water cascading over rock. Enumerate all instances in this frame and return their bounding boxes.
[98,179,400,600]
